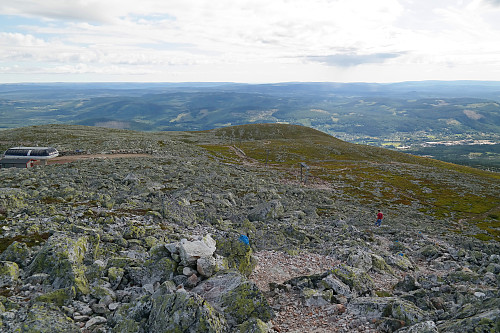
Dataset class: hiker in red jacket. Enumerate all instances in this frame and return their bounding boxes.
[375,210,383,226]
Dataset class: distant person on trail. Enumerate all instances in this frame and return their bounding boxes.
[375,210,383,226]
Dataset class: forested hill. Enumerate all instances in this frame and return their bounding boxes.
[1,81,499,170]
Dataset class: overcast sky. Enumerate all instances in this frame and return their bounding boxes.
[1,0,500,83]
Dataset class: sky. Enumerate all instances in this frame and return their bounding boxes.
[1,0,500,83]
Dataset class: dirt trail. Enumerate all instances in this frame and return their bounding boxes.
[40,153,151,165]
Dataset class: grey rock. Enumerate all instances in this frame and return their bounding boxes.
[346,248,372,272]
[394,275,419,292]
[148,291,227,332]
[22,303,80,332]
[239,317,270,333]
[192,270,274,326]
[182,266,197,276]
[178,235,217,266]
[173,274,188,286]
[395,320,438,333]
[348,296,397,319]
[248,200,284,221]
[26,232,99,294]
[0,261,20,287]
[85,315,107,329]
[320,274,353,298]
[0,241,31,267]
[197,256,217,277]
[329,264,375,297]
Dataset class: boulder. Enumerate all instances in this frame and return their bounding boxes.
[109,295,152,329]
[329,264,374,296]
[127,257,177,286]
[438,308,500,333]
[108,267,125,289]
[192,270,274,326]
[397,320,438,333]
[347,296,397,319]
[197,256,217,277]
[35,286,76,307]
[394,275,419,292]
[389,298,427,326]
[21,303,80,333]
[26,232,99,294]
[346,248,372,272]
[0,261,19,287]
[320,274,353,298]
[178,235,217,266]
[248,200,284,221]
[0,241,31,267]
[301,288,332,306]
[216,236,256,277]
[148,291,227,333]
[348,296,427,327]
[239,317,270,333]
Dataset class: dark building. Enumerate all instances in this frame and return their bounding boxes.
[0,158,36,169]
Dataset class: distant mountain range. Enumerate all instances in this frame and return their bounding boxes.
[1,81,499,170]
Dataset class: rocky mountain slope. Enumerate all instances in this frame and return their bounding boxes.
[0,124,499,332]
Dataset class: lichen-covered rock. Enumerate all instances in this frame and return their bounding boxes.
[301,288,332,306]
[446,268,480,283]
[0,241,31,267]
[21,302,80,333]
[35,287,76,307]
[346,248,372,272]
[387,253,414,271]
[348,296,428,329]
[216,237,256,277]
[178,234,217,266]
[127,256,177,286]
[148,291,227,333]
[329,264,374,296]
[371,253,394,274]
[418,244,441,259]
[192,270,274,327]
[397,320,438,333]
[112,318,140,333]
[0,261,19,287]
[389,298,427,326]
[108,267,125,289]
[347,296,397,319]
[197,256,217,277]
[438,308,500,333]
[394,275,419,292]
[26,233,97,294]
[110,295,151,325]
[248,200,284,221]
[239,317,269,333]
[320,274,353,298]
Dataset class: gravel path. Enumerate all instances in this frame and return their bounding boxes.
[249,250,380,332]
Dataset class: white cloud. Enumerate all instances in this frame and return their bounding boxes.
[0,0,499,82]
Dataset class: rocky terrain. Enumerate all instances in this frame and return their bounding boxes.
[0,124,499,332]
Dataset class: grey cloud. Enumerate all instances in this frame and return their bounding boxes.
[484,0,500,5]
[306,53,402,67]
